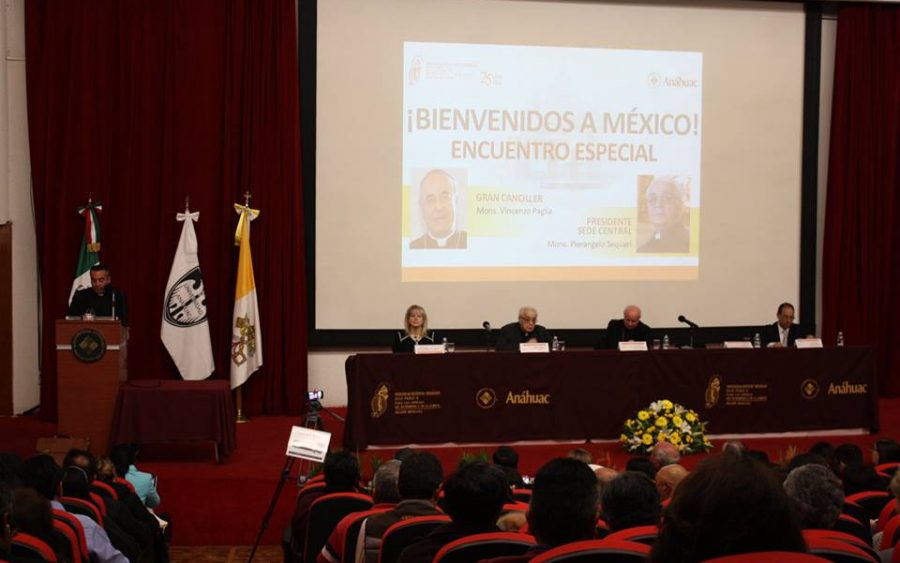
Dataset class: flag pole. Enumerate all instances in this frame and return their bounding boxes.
[236,387,248,423]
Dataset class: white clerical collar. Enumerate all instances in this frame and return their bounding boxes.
[427,230,457,247]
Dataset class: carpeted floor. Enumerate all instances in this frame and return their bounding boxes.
[169,546,281,562]
[2,398,899,546]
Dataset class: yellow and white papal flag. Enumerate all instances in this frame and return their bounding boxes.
[161,208,214,380]
[230,203,262,389]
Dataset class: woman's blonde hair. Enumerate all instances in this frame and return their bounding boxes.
[405,304,428,336]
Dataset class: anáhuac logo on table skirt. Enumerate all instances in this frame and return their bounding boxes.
[704,375,721,409]
[371,383,390,418]
[801,379,820,400]
[476,388,498,409]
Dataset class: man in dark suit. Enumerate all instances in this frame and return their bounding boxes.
[67,263,129,325]
[760,302,800,347]
[495,306,552,351]
[598,305,652,349]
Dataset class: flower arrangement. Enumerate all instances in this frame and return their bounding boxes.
[620,399,712,454]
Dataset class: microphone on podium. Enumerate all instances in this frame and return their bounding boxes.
[677,315,699,329]
[483,321,492,352]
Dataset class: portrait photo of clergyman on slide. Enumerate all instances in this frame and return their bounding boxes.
[637,174,692,253]
[409,168,468,249]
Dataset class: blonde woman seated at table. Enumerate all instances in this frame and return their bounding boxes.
[392,304,437,353]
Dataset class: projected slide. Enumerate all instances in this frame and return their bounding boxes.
[401,42,702,282]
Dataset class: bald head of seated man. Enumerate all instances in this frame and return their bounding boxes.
[656,464,689,501]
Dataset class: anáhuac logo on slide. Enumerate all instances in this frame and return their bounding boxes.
[163,267,208,327]
[648,72,699,88]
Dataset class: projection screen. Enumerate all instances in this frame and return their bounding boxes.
[314,0,805,331]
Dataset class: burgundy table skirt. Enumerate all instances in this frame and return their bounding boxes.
[110,380,237,457]
[344,347,878,449]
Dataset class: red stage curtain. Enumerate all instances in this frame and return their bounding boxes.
[26,0,306,419]
[822,5,900,397]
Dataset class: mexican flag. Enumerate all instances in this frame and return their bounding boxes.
[230,204,262,389]
[69,201,102,304]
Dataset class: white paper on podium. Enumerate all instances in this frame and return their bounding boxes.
[520,342,550,353]
[724,341,754,349]
[619,341,649,352]
[795,338,823,349]
[414,344,445,355]
[286,426,332,462]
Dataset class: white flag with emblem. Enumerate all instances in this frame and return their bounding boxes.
[161,209,214,380]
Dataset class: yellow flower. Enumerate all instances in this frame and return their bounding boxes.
[685,435,694,443]
[637,411,650,421]
[642,433,653,445]
[655,417,668,428]
[672,416,683,427]
[620,434,628,442]
[661,400,674,410]
[657,432,666,442]
[685,412,697,422]
[670,432,682,444]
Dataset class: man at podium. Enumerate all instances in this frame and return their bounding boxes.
[67,263,129,325]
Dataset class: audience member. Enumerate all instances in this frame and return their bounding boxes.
[785,453,828,473]
[744,450,771,466]
[484,458,599,562]
[721,440,746,457]
[492,446,526,489]
[318,460,401,563]
[292,450,361,559]
[96,456,170,563]
[396,461,507,563]
[393,448,415,463]
[10,487,62,560]
[809,441,835,466]
[625,456,657,480]
[109,444,161,508]
[22,454,128,563]
[655,464,689,501]
[356,452,443,563]
[842,461,884,495]
[833,443,864,476]
[61,464,141,562]
[601,471,660,532]
[783,464,844,529]
[874,439,900,465]
[593,466,618,496]
[651,442,681,468]
[65,448,156,561]
[652,455,806,562]
[0,482,15,561]
[0,453,23,488]
[567,449,593,465]
[875,471,900,553]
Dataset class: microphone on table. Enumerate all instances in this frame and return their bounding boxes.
[483,321,492,352]
[482,321,491,331]
[677,315,699,329]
